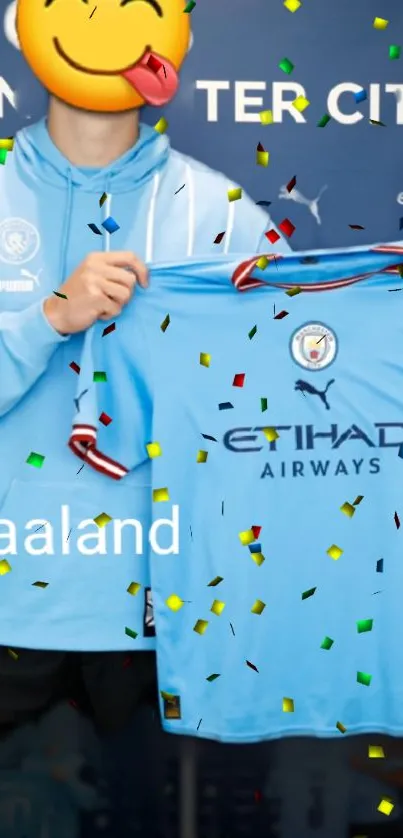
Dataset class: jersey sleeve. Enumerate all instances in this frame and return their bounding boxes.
[68,315,152,480]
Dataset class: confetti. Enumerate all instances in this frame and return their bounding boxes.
[357,671,372,686]
[376,558,384,573]
[160,314,170,332]
[94,512,112,528]
[7,649,18,661]
[349,224,365,230]
[246,660,259,673]
[0,560,11,575]
[218,402,233,410]
[211,600,225,616]
[200,352,211,367]
[282,697,294,713]
[184,0,196,11]
[147,54,163,73]
[230,622,235,635]
[228,187,242,202]
[293,95,310,113]
[197,450,208,463]
[285,285,301,297]
[201,434,217,442]
[208,576,223,587]
[233,373,245,387]
[102,322,115,337]
[284,0,301,11]
[249,541,262,552]
[369,119,386,127]
[194,619,208,635]
[214,231,225,244]
[340,502,355,518]
[317,114,331,127]
[251,526,261,539]
[369,745,385,758]
[248,325,257,340]
[262,427,279,442]
[256,142,270,167]
[206,673,220,682]
[357,619,373,633]
[26,452,45,469]
[127,582,141,596]
[102,217,120,234]
[32,581,48,588]
[286,175,297,193]
[265,229,280,244]
[0,149,8,165]
[259,110,273,125]
[250,551,266,566]
[353,495,364,506]
[239,529,256,546]
[53,291,67,299]
[373,17,388,30]
[302,587,316,600]
[261,398,268,412]
[354,89,367,104]
[279,218,296,237]
[166,594,184,611]
[99,411,112,426]
[377,798,394,816]
[125,627,138,639]
[154,117,168,133]
[251,599,266,615]
[389,45,401,59]
[153,487,170,502]
[327,544,343,560]
[394,511,400,529]
[88,223,102,235]
[321,636,334,650]
[0,138,14,151]
[336,721,347,733]
[256,256,269,271]
[93,371,107,382]
[99,192,107,207]
[279,57,294,75]
[256,200,272,207]
[146,442,162,458]
[69,361,80,374]
[274,310,289,320]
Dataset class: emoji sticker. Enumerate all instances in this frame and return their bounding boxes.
[16,0,191,112]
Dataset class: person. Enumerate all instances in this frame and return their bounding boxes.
[0,0,291,744]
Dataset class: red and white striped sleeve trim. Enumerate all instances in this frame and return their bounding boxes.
[231,246,403,292]
[68,424,128,480]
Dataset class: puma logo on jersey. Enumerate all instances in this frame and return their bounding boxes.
[295,379,335,410]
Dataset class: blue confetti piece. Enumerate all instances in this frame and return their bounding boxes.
[218,402,234,410]
[249,543,262,553]
[354,89,367,103]
[398,443,403,458]
[88,223,102,235]
[376,558,384,573]
[102,216,120,234]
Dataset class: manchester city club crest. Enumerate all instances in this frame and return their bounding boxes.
[290,322,337,371]
[0,217,40,264]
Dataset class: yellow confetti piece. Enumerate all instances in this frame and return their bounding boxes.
[327,544,343,560]
[0,559,11,575]
[259,109,273,125]
[210,599,226,616]
[0,139,14,151]
[154,117,168,133]
[153,487,169,502]
[340,502,355,518]
[127,582,141,596]
[377,798,394,816]
[256,148,270,167]
[200,352,211,367]
[251,599,266,615]
[373,17,388,30]
[282,697,294,713]
[336,721,347,733]
[262,427,279,442]
[146,442,162,459]
[166,594,184,612]
[284,0,301,11]
[228,187,242,202]
[256,256,269,270]
[369,745,385,758]
[197,450,208,463]
[251,551,266,566]
[193,619,208,635]
[7,649,18,660]
[293,95,310,113]
[239,529,255,546]
[93,512,112,528]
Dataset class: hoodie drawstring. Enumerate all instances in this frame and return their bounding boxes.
[103,173,113,254]
[145,172,160,264]
[185,163,195,258]
[59,168,74,283]
[223,187,235,255]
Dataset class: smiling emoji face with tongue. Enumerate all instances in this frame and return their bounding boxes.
[16,0,191,112]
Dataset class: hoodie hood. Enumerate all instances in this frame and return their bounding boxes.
[15,116,170,194]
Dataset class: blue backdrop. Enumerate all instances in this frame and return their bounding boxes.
[1,0,402,250]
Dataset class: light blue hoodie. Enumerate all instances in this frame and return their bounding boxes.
[0,117,290,651]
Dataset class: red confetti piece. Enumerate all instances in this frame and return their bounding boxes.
[265,229,280,244]
[99,412,112,426]
[279,218,296,237]
[251,525,261,539]
[286,175,296,193]
[349,224,365,230]
[395,511,400,529]
[147,54,163,73]
[233,373,245,387]
[102,322,116,337]
[69,361,80,374]
[274,310,289,320]
[214,231,225,244]
[246,660,259,673]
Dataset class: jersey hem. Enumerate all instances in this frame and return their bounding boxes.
[69,424,128,480]
[162,720,403,743]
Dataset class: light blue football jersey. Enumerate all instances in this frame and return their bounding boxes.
[69,244,403,742]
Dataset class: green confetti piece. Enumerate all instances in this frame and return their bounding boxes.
[0,149,7,165]
[206,673,220,682]
[32,581,49,588]
[302,586,316,600]
[357,671,372,686]
[320,636,334,650]
[93,371,107,382]
[125,627,138,639]
[26,452,45,469]
[357,619,373,633]
[261,397,268,412]
[278,57,294,74]
[248,325,257,340]
[317,113,331,128]
[53,291,67,299]
[208,576,224,587]
[161,314,170,332]
[389,45,401,59]
[7,648,18,660]
[184,0,196,10]
[99,192,107,207]
[285,286,301,297]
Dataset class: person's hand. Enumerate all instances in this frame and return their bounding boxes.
[43,251,148,335]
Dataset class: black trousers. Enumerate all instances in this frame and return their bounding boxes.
[0,646,158,734]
